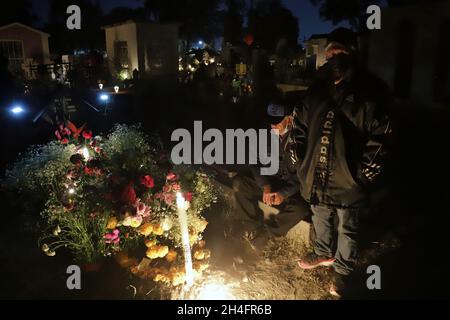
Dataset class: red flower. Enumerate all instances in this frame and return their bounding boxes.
[84,166,94,175]
[82,130,93,140]
[140,175,154,188]
[166,172,177,181]
[121,182,137,204]
[184,192,193,202]
[61,138,69,145]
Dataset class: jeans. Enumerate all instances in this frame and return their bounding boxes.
[311,205,359,276]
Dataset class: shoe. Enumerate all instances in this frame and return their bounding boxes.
[329,271,348,298]
[297,252,335,270]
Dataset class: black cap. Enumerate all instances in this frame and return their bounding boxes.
[327,27,357,51]
[266,101,293,125]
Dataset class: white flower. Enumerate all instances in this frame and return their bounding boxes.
[42,244,49,252]
[46,250,56,257]
[53,225,62,236]
[162,218,173,231]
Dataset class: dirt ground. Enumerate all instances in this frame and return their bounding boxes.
[0,170,402,300]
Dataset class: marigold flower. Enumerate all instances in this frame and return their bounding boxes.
[139,223,153,236]
[106,217,118,229]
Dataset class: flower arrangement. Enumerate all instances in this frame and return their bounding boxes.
[4,123,219,287]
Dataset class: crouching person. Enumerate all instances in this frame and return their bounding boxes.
[232,100,312,248]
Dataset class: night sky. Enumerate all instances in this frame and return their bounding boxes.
[32,0,350,43]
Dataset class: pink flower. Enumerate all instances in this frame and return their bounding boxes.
[136,201,152,218]
[166,172,178,181]
[140,175,154,188]
[171,183,181,192]
[104,229,120,244]
[163,184,172,193]
[163,193,174,205]
[154,192,163,200]
[55,130,62,141]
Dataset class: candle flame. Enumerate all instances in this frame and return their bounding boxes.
[82,147,90,161]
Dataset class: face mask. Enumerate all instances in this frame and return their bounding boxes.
[325,53,353,82]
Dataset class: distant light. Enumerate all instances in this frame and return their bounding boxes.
[114,86,119,94]
[11,106,25,115]
[98,83,104,90]
[198,40,204,46]
[119,69,130,81]
[68,188,76,195]
[99,94,109,101]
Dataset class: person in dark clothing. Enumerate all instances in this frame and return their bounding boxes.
[294,28,392,297]
[232,99,312,247]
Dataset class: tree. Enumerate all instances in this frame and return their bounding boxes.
[389,0,450,5]
[0,0,36,26]
[144,0,223,45]
[223,0,246,46]
[311,0,450,31]
[102,7,147,26]
[46,0,104,55]
[309,0,380,32]
[248,0,299,52]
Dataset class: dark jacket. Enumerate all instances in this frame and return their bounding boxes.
[252,127,300,198]
[292,70,392,208]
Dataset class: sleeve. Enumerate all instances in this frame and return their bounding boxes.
[291,103,309,164]
[250,165,270,188]
[277,175,300,198]
[357,102,393,186]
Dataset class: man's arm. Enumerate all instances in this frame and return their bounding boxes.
[357,103,392,186]
[291,104,309,165]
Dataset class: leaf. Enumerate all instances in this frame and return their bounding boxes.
[66,121,86,139]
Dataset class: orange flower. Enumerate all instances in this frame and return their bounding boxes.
[106,217,118,229]
[139,223,153,236]
[166,250,178,263]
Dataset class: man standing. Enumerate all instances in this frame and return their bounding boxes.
[293,28,392,297]
[232,99,311,247]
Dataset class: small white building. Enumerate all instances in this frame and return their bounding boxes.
[304,34,328,70]
[368,2,450,108]
[0,22,51,77]
[103,20,179,79]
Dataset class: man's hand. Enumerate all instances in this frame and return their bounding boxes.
[262,185,272,205]
[268,192,286,206]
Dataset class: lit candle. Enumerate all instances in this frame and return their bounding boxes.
[82,147,90,161]
[176,192,194,287]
